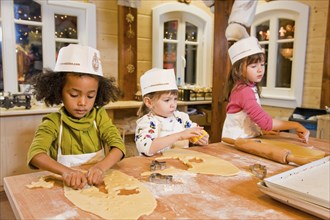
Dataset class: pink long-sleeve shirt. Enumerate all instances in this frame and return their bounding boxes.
[226,83,273,131]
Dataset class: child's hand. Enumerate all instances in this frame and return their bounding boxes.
[296,125,310,143]
[179,127,205,140]
[194,132,209,146]
[86,166,104,186]
[62,170,87,190]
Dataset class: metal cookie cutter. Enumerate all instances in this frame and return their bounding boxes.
[249,164,267,180]
[149,173,173,184]
[150,160,166,171]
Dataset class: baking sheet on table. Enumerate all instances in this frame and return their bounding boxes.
[264,156,330,209]
[258,182,330,220]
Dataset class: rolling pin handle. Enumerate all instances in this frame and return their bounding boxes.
[222,137,235,145]
[286,154,312,166]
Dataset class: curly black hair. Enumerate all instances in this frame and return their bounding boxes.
[28,69,121,107]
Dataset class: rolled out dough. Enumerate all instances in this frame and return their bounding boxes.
[64,169,157,219]
[154,148,240,176]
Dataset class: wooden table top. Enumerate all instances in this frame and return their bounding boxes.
[4,133,329,219]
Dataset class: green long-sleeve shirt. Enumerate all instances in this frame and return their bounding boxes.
[27,106,126,169]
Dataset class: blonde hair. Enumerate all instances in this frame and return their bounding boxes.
[137,90,178,117]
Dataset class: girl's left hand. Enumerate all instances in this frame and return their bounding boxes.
[86,166,104,186]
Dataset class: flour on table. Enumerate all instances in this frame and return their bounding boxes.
[64,169,157,219]
[154,148,240,176]
[50,209,79,219]
[25,176,54,189]
[141,166,186,176]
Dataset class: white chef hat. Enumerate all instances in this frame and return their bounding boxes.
[140,68,178,96]
[228,36,264,64]
[54,44,103,77]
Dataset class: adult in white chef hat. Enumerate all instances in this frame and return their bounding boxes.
[27,44,126,190]
[223,0,263,64]
[202,0,258,42]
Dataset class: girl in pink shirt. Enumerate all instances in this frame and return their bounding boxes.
[222,37,309,143]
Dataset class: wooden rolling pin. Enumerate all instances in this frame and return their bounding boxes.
[222,137,313,165]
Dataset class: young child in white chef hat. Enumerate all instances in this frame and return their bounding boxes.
[27,44,126,189]
[135,68,209,156]
[222,36,310,143]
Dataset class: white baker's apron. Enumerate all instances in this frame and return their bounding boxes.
[222,111,262,139]
[222,86,262,139]
[158,116,189,149]
[57,119,105,167]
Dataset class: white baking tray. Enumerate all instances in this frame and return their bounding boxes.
[258,181,330,219]
[264,156,330,209]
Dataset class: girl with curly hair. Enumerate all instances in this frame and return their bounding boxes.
[27,44,126,189]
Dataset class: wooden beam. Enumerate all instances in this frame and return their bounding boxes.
[118,6,137,100]
[210,0,234,143]
[320,2,330,109]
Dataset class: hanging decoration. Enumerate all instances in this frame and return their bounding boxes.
[125,8,135,74]
[117,1,137,100]
[126,10,135,38]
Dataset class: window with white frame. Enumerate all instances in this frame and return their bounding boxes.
[152,3,212,87]
[0,0,96,93]
[251,1,309,108]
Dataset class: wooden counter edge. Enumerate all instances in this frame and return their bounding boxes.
[0,100,211,117]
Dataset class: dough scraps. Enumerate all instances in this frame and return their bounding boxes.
[154,148,240,176]
[64,169,157,219]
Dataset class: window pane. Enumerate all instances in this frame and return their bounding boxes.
[15,24,43,87]
[56,42,72,60]
[163,43,177,71]
[255,20,269,41]
[260,44,268,87]
[185,44,197,84]
[278,19,295,39]
[276,42,293,88]
[164,21,177,40]
[185,22,197,42]
[13,0,42,92]
[14,0,41,22]
[55,14,78,39]
[0,23,3,92]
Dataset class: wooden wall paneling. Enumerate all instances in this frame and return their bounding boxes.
[320,2,330,109]
[118,6,137,100]
[210,0,234,143]
[0,115,42,189]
